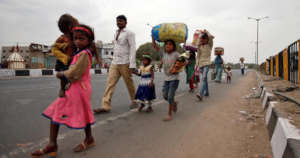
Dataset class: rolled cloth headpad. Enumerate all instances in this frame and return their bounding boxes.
[142,54,152,60]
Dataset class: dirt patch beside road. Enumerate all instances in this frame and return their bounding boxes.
[259,73,300,131]
[166,71,272,158]
[261,72,300,129]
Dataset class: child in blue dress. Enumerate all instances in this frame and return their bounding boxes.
[134,54,156,113]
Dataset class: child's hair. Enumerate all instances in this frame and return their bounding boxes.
[142,53,152,63]
[58,14,78,34]
[227,66,231,71]
[200,33,209,40]
[72,24,95,46]
[72,24,98,57]
[164,39,177,52]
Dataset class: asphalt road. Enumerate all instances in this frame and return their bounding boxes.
[0,69,245,157]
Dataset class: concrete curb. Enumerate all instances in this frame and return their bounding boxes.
[256,71,300,158]
[262,92,275,110]
[0,68,103,78]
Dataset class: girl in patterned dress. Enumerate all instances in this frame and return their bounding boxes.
[134,54,156,113]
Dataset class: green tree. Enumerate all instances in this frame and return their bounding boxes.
[136,42,185,62]
[136,42,160,61]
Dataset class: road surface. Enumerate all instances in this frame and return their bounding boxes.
[0,70,245,157]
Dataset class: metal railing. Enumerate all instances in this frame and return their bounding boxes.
[262,39,299,85]
[288,41,299,84]
[278,51,283,78]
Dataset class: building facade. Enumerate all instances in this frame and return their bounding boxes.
[1,43,53,69]
[100,42,114,66]
[1,41,115,69]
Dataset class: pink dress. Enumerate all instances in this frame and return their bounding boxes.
[43,49,95,129]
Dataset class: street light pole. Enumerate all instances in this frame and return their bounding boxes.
[248,16,268,65]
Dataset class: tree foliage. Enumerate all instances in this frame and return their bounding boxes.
[136,42,185,61]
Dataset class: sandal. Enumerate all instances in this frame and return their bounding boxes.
[145,106,153,113]
[73,138,95,152]
[138,103,145,112]
[196,94,202,101]
[93,108,110,114]
[31,145,57,157]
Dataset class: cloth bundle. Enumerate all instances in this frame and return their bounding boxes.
[184,44,198,52]
[152,23,188,43]
[170,52,189,74]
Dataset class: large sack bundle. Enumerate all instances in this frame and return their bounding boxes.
[152,23,188,43]
[214,47,224,55]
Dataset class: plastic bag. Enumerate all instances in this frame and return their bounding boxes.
[192,30,201,47]
[152,23,188,43]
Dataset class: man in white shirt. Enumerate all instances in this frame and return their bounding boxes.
[94,15,137,114]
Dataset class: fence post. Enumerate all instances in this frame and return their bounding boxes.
[276,54,279,77]
[265,61,268,74]
[298,40,300,85]
[270,57,274,76]
[283,48,289,81]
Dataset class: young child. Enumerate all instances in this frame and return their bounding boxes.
[52,14,100,97]
[52,14,79,97]
[152,37,180,121]
[225,66,232,83]
[134,54,156,113]
[31,24,96,157]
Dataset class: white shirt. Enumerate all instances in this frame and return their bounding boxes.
[240,62,245,69]
[112,28,136,68]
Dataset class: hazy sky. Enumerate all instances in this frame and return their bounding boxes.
[1,0,300,63]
